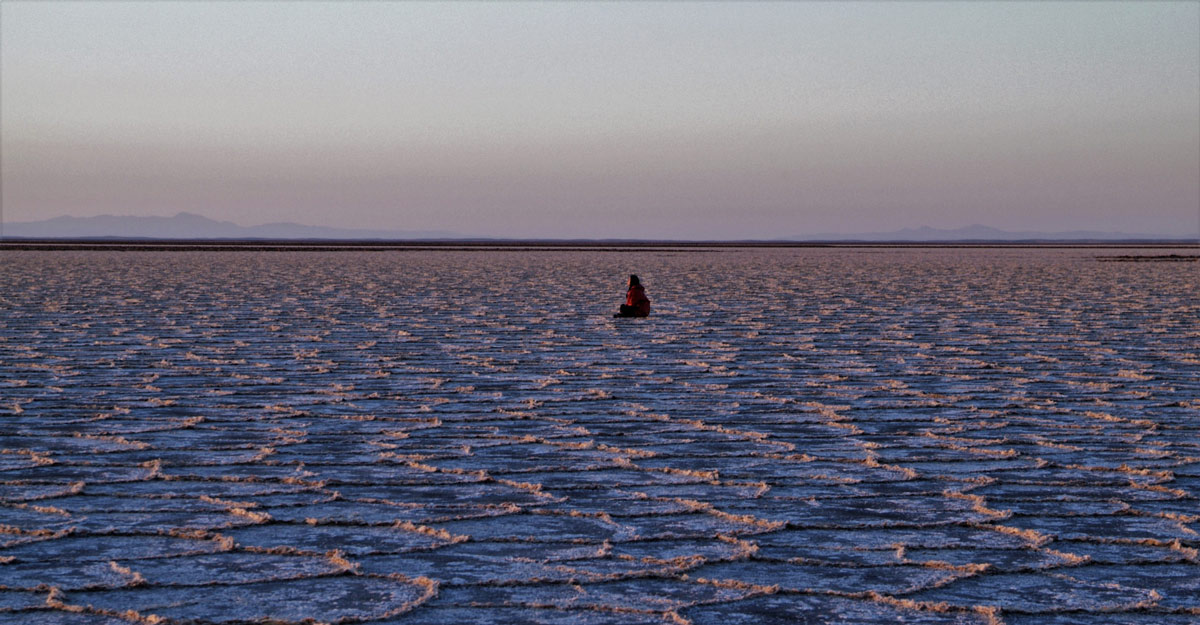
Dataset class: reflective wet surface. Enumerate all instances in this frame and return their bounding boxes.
[1,248,1197,624]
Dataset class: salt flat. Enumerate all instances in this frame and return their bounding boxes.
[1,247,1197,624]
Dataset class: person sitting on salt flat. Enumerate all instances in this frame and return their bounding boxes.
[614,274,651,318]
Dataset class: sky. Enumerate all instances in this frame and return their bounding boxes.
[2,1,1198,239]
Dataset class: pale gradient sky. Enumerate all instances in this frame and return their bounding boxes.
[3,1,1198,238]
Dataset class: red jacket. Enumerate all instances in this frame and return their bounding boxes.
[625,285,651,317]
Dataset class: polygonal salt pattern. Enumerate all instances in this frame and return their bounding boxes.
[1,248,1197,623]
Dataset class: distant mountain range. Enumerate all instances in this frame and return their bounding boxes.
[2,213,1193,241]
[2,212,461,240]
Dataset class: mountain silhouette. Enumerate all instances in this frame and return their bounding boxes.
[3,214,1191,241]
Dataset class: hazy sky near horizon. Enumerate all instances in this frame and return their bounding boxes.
[3,2,1198,238]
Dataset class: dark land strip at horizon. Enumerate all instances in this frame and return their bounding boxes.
[1,239,1197,253]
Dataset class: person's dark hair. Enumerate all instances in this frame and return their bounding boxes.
[629,275,641,287]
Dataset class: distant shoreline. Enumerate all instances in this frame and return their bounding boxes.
[1,238,1196,252]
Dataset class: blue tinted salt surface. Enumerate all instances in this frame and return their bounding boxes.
[0,247,1197,624]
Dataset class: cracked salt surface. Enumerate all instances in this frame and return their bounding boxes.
[1,247,1197,624]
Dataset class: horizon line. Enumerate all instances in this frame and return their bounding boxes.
[2,238,1197,251]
